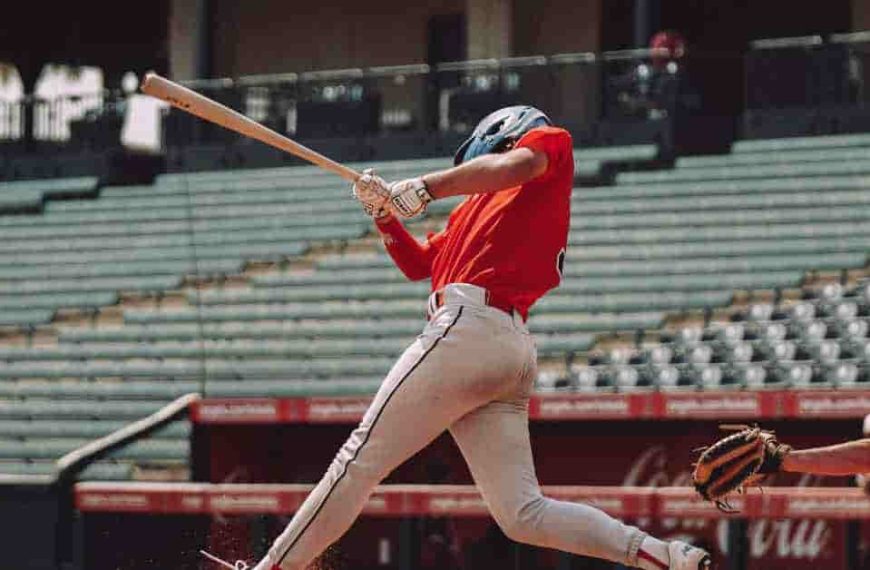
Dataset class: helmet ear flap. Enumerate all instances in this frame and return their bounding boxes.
[453,137,473,166]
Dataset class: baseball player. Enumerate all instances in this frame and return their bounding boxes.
[250,107,711,570]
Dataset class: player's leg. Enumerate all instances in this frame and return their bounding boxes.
[449,397,650,567]
[449,361,708,569]
[255,306,527,570]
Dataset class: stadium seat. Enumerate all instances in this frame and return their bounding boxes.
[0,460,133,480]
[0,137,867,483]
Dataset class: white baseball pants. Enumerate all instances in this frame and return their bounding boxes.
[258,284,647,569]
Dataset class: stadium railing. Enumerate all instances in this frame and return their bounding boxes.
[0,393,198,570]
[2,30,867,166]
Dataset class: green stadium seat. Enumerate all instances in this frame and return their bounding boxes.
[12,209,367,236]
[530,312,663,333]
[0,292,117,312]
[573,206,870,231]
[204,377,384,398]
[676,147,870,169]
[0,438,187,461]
[0,310,55,327]
[575,144,658,162]
[0,259,242,282]
[316,255,394,271]
[252,268,407,288]
[0,460,133,480]
[731,132,870,153]
[535,290,733,313]
[0,177,98,214]
[0,339,408,361]
[575,188,869,215]
[123,301,427,324]
[193,282,430,305]
[578,175,870,201]
[570,220,870,246]
[617,160,870,184]
[0,380,199,400]
[59,319,425,343]
[0,357,396,380]
[535,334,596,355]
[0,419,189,439]
[567,236,870,261]
[0,276,179,296]
[0,400,168,420]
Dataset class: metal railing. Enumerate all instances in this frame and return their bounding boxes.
[0,91,126,146]
[0,31,868,152]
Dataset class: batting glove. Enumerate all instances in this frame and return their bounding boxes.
[352,169,392,219]
[389,177,433,219]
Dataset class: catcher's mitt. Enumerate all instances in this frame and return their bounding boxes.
[692,424,792,512]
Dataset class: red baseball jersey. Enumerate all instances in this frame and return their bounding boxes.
[376,126,574,318]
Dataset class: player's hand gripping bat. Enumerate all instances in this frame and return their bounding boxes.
[141,72,361,182]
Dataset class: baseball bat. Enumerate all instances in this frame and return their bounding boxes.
[141,72,361,182]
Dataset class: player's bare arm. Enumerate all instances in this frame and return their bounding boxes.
[695,427,870,511]
[781,438,870,476]
[421,146,549,199]
[353,147,548,219]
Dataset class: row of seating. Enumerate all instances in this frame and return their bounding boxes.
[6,185,864,234]
[0,460,134,480]
[563,360,867,392]
[0,134,866,481]
[546,280,870,392]
[0,176,98,214]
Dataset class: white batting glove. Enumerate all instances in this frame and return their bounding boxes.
[389,177,433,219]
[352,169,392,219]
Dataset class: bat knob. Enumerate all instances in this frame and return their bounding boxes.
[141,71,159,92]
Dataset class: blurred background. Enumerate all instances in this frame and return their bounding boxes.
[0,1,867,569]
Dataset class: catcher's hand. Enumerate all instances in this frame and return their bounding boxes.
[692,424,792,512]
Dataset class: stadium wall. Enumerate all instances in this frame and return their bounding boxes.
[855,0,870,31]
[192,0,600,77]
[183,394,870,569]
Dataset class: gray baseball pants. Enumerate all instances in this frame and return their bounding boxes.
[258,284,647,569]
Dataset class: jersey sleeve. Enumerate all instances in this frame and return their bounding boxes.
[374,215,446,281]
[516,126,574,182]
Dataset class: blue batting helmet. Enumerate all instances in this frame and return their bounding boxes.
[453,105,552,165]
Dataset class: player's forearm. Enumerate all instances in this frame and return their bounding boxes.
[423,148,547,199]
[374,214,433,281]
[782,439,870,476]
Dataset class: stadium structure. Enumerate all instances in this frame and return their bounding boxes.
[0,1,867,569]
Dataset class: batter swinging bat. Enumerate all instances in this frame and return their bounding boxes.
[141,72,361,182]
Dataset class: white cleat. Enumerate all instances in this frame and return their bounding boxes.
[667,540,712,570]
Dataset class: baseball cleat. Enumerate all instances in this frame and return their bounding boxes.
[667,540,712,569]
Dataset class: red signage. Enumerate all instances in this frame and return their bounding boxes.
[74,482,865,520]
[191,390,869,424]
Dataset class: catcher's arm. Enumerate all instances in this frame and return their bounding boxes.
[781,438,870,476]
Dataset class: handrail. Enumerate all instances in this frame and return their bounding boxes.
[750,35,824,50]
[54,392,200,482]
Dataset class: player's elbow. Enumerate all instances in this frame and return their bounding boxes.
[400,265,431,281]
[492,147,549,188]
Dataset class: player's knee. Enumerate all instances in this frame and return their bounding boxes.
[493,496,547,545]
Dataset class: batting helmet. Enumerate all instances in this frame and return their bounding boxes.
[453,105,552,165]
